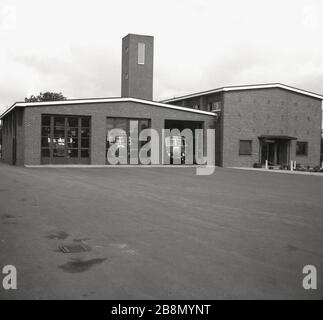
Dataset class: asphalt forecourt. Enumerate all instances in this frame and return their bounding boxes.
[0,163,322,315]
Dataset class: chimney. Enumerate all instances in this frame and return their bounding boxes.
[121,34,154,101]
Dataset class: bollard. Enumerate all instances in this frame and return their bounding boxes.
[265,160,268,170]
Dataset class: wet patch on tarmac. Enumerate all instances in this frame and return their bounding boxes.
[46,231,69,240]
[0,188,8,192]
[58,258,107,273]
[2,214,15,219]
[73,237,91,242]
[287,244,298,251]
[2,221,18,225]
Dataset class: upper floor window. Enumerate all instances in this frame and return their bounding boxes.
[138,42,145,64]
[212,101,222,111]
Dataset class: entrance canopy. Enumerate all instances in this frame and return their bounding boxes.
[258,135,297,141]
[259,135,296,166]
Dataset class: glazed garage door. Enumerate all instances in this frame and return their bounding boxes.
[41,115,90,164]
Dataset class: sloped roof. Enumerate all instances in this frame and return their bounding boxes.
[161,83,323,103]
[0,97,216,119]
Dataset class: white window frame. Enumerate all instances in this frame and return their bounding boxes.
[138,42,145,65]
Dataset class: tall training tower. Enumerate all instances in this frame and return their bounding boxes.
[121,34,154,101]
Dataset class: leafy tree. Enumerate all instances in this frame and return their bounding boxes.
[25,92,66,102]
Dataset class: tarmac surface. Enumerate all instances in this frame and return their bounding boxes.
[0,162,322,299]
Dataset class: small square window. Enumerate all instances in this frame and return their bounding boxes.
[81,149,89,158]
[239,140,252,155]
[296,142,308,156]
[42,115,51,126]
[41,137,50,148]
[212,101,222,111]
[81,128,90,137]
[67,149,78,158]
[41,126,50,136]
[81,138,89,148]
[54,116,65,127]
[81,117,90,127]
[41,149,50,157]
[68,117,78,127]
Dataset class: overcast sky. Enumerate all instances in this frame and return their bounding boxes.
[0,0,323,114]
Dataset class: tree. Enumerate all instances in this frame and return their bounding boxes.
[25,92,66,102]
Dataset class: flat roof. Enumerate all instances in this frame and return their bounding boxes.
[0,97,216,120]
[161,83,323,103]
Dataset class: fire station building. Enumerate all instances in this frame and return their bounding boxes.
[0,34,322,168]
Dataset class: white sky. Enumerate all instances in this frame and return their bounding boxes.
[0,0,323,115]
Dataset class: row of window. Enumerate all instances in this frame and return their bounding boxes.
[40,115,309,160]
[191,101,222,112]
[239,140,308,156]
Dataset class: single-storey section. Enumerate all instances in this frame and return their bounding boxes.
[0,98,216,166]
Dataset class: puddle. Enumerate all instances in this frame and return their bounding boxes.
[3,221,17,225]
[287,244,298,251]
[0,189,8,192]
[59,258,107,273]
[73,237,91,242]
[2,214,15,219]
[46,231,69,240]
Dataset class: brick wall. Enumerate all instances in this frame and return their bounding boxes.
[1,108,25,165]
[121,34,154,100]
[222,88,322,167]
[1,113,13,164]
[22,101,215,165]
[168,92,223,165]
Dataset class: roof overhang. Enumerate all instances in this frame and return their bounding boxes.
[161,83,323,103]
[0,97,217,120]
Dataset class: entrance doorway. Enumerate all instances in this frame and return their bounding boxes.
[259,136,295,166]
